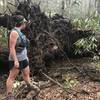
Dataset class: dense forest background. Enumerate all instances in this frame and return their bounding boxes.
[0,0,100,38]
[0,1,100,100]
[0,0,99,18]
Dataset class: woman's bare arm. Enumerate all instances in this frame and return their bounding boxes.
[9,31,18,62]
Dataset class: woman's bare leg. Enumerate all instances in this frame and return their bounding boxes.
[6,67,19,94]
[22,66,31,84]
[22,66,40,91]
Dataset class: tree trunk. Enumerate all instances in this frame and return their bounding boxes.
[96,0,100,14]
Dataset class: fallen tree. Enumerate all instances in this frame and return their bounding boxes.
[0,1,100,99]
[0,0,98,74]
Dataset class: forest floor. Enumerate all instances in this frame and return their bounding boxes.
[0,58,100,100]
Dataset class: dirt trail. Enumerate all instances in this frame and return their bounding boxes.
[0,58,100,100]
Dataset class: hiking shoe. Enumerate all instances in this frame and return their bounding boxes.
[6,92,15,100]
[27,83,40,93]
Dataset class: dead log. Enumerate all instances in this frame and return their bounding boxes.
[0,2,95,75]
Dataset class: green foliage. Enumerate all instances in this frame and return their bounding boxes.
[74,36,98,55]
[73,13,100,56]
[62,73,79,90]
[72,13,100,31]
[95,61,100,69]
[0,27,8,47]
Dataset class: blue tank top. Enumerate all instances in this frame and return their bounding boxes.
[9,27,29,61]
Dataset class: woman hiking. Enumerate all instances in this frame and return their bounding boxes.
[6,15,40,100]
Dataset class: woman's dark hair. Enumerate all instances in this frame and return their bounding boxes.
[14,15,27,27]
[16,23,22,27]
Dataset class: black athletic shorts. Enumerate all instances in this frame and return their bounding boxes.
[9,59,29,70]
